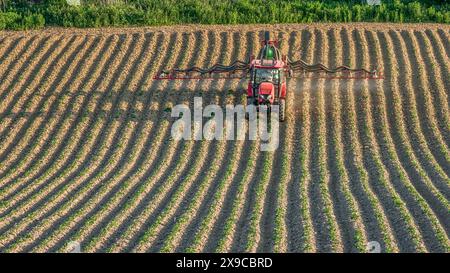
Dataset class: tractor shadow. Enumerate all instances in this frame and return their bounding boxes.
[0,77,383,126]
[291,78,384,112]
[0,87,248,125]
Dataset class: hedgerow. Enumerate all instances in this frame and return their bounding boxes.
[0,0,448,30]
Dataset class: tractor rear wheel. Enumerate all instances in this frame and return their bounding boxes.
[279,99,286,122]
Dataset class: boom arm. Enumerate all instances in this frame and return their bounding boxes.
[287,59,382,79]
[153,60,250,80]
[153,58,382,80]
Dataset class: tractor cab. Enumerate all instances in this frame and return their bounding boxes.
[247,59,287,101]
[246,62,287,121]
[250,67,283,105]
[254,68,280,84]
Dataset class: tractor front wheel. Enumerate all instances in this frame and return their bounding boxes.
[279,99,286,122]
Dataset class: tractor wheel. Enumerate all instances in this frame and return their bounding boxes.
[279,99,286,122]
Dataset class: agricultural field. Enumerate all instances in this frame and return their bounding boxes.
[0,23,448,253]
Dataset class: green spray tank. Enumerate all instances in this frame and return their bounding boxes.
[257,31,282,61]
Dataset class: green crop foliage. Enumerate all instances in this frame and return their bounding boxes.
[0,1,449,30]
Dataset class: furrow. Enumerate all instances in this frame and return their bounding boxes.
[227,30,277,253]
[86,31,189,253]
[32,34,154,251]
[435,29,450,59]
[101,32,198,253]
[307,28,343,252]
[353,29,426,252]
[0,35,118,222]
[0,36,87,196]
[18,34,153,252]
[325,28,367,252]
[0,36,98,197]
[0,36,27,94]
[396,30,450,187]
[0,34,126,250]
[170,31,245,253]
[0,35,57,156]
[74,29,212,251]
[340,28,399,253]
[387,30,450,217]
[178,92,244,253]
[120,31,214,252]
[0,35,38,107]
[367,30,450,252]
[178,32,256,252]
[423,29,450,126]
[0,36,17,66]
[411,30,450,171]
[0,24,448,253]
[206,34,260,254]
[59,32,174,252]
[154,30,242,253]
[284,30,308,253]
[288,28,316,252]
[262,30,291,253]
[379,30,450,250]
[14,34,153,252]
[98,31,214,253]
[0,36,111,222]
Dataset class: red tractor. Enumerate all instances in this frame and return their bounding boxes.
[246,32,289,121]
[154,31,382,122]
